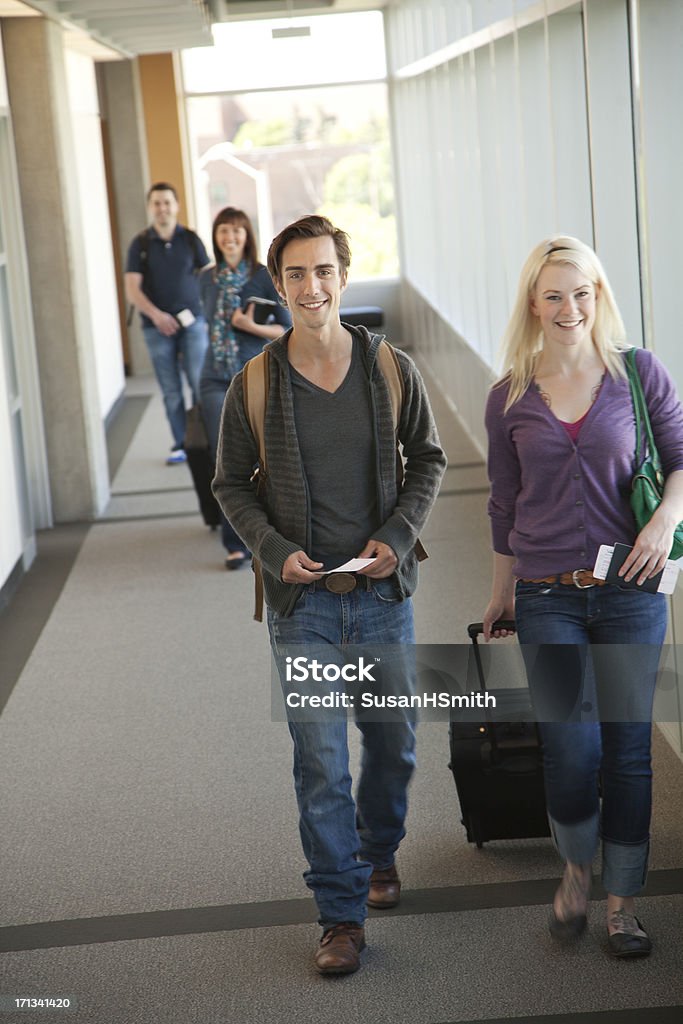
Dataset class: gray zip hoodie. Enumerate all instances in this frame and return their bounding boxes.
[212,324,447,617]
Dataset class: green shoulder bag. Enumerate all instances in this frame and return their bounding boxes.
[624,347,683,560]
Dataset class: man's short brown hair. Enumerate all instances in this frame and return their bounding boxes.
[267,215,351,284]
[147,181,178,201]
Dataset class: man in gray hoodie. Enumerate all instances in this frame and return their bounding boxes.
[213,215,446,974]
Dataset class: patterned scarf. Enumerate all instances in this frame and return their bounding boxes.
[210,259,250,375]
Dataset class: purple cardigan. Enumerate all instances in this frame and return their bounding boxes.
[485,348,683,578]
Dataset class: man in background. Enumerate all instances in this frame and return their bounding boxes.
[125,182,210,464]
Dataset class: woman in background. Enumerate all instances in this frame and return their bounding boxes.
[199,207,291,568]
[483,236,683,957]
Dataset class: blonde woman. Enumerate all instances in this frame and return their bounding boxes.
[483,236,683,957]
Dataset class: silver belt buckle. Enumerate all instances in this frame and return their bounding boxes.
[324,572,357,594]
[572,568,595,589]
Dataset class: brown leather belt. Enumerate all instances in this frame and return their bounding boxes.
[310,572,372,594]
[519,569,607,589]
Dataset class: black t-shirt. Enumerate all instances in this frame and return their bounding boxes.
[290,338,379,567]
[126,226,209,328]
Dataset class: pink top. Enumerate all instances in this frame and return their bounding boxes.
[559,409,590,444]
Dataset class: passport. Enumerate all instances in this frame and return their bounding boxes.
[604,542,665,594]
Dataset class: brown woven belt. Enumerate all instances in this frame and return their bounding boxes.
[519,569,607,589]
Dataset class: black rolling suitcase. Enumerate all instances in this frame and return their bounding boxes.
[448,621,550,847]
[184,406,222,529]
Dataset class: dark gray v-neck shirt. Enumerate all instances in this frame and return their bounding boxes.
[290,338,379,567]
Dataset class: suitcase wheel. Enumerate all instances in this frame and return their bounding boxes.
[462,815,485,849]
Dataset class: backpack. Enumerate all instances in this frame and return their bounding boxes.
[242,340,426,621]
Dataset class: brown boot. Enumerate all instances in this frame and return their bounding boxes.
[314,923,366,975]
[368,864,401,909]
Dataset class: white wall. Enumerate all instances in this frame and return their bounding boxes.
[0,280,23,588]
[64,48,125,421]
[636,0,683,753]
[0,30,33,590]
[389,0,598,408]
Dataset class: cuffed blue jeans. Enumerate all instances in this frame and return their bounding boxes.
[268,581,416,929]
[515,580,667,896]
[143,317,208,448]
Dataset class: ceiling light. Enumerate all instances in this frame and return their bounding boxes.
[271,26,311,38]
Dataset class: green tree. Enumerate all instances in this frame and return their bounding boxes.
[232,119,292,148]
[317,201,398,278]
[330,115,387,146]
[323,147,394,218]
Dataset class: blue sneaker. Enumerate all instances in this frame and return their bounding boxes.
[166,447,187,465]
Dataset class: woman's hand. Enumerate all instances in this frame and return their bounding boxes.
[482,553,516,641]
[621,470,683,584]
[231,303,257,332]
[620,516,675,584]
[482,600,516,641]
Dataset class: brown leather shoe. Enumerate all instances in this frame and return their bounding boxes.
[314,923,366,975]
[367,864,401,908]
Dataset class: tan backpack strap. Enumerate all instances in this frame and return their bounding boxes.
[242,350,271,622]
[376,339,404,435]
[242,350,269,474]
[376,340,429,563]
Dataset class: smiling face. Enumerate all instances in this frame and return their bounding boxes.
[275,235,347,330]
[530,263,598,350]
[148,189,179,232]
[215,220,248,266]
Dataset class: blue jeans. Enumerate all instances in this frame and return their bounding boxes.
[268,581,416,929]
[143,317,208,448]
[199,350,249,555]
[515,580,667,896]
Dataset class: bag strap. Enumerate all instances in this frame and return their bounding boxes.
[377,341,428,563]
[242,351,270,622]
[242,350,269,475]
[127,230,151,326]
[376,339,404,434]
[625,348,661,471]
[185,227,205,272]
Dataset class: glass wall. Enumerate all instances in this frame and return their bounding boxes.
[0,114,33,586]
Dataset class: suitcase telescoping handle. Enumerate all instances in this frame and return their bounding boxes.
[467,621,516,705]
[467,621,516,758]
[467,620,515,640]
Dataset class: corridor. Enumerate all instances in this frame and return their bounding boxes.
[1,370,682,1023]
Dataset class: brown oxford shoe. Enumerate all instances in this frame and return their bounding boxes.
[314,922,366,975]
[367,864,401,909]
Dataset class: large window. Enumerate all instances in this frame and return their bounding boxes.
[182,13,398,279]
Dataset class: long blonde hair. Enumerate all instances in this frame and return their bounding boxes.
[497,235,628,412]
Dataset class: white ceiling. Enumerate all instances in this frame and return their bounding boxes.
[14,0,387,57]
